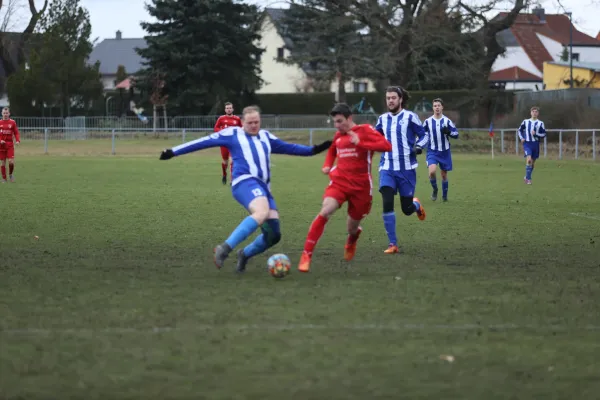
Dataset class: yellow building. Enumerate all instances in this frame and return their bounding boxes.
[543,61,600,89]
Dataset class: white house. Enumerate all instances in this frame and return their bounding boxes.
[258,8,376,94]
[489,7,600,90]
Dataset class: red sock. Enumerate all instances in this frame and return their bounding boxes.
[346,228,361,245]
[9,163,13,175]
[221,162,227,177]
[1,165,5,180]
[303,214,328,256]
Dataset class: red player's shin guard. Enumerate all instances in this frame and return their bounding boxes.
[1,165,5,180]
[303,214,328,256]
[221,162,227,177]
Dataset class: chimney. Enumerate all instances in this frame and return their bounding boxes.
[533,7,545,22]
[116,30,122,40]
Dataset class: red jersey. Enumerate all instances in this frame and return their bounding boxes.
[214,114,242,132]
[323,124,392,189]
[0,118,20,147]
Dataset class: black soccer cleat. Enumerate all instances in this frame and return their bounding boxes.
[236,248,249,274]
[442,197,448,202]
[222,175,227,185]
[213,243,232,269]
[431,189,438,201]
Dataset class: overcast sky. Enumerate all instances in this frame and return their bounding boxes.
[2,0,598,42]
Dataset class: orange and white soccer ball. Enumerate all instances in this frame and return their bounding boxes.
[267,254,291,278]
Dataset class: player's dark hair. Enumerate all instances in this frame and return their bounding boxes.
[530,106,539,112]
[386,86,410,107]
[432,98,443,106]
[330,103,352,118]
[242,105,261,117]
[224,102,233,107]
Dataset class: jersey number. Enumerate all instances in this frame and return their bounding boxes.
[252,188,263,197]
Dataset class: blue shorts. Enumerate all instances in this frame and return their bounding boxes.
[426,149,453,171]
[232,178,277,211]
[523,142,540,159]
[379,169,416,197]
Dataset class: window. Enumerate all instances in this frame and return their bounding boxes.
[277,47,284,61]
[572,53,580,61]
[353,81,368,93]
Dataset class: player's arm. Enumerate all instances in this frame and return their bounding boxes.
[13,122,20,144]
[267,132,331,156]
[213,116,223,132]
[518,120,526,141]
[160,132,229,159]
[322,134,338,172]
[356,128,392,152]
[441,119,459,139]
[375,115,384,136]
[411,115,429,153]
[536,122,546,138]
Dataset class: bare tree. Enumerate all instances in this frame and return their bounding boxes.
[1,0,26,32]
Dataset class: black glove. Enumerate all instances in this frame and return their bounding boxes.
[160,149,175,160]
[441,126,451,136]
[312,140,332,155]
[415,146,423,155]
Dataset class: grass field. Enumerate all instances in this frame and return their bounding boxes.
[1,140,600,399]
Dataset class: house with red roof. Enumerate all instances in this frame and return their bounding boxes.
[489,7,600,90]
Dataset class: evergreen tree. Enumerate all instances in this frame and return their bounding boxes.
[137,0,264,115]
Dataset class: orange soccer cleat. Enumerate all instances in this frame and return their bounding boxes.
[413,197,426,221]
[343,227,362,261]
[384,244,399,254]
[298,251,312,273]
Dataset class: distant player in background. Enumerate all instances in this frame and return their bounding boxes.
[0,107,21,183]
[298,103,392,273]
[518,106,546,185]
[214,102,242,185]
[375,86,428,254]
[160,106,332,272]
[423,98,459,201]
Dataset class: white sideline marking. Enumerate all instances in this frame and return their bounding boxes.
[2,323,600,335]
[570,212,600,221]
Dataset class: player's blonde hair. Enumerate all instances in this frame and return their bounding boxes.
[242,105,261,118]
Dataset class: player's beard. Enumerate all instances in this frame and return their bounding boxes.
[388,105,401,114]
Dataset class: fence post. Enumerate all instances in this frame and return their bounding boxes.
[44,128,48,154]
[500,130,504,153]
[309,129,313,146]
[515,131,519,155]
[182,129,186,143]
[559,130,562,160]
[575,130,579,159]
[111,129,116,155]
[544,136,547,158]
[593,130,596,161]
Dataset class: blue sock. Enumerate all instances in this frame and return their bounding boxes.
[242,234,268,258]
[382,212,397,246]
[525,165,533,180]
[442,180,449,198]
[430,178,438,191]
[225,216,259,249]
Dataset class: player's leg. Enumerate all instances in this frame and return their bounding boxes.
[379,170,399,253]
[343,192,371,261]
[8,147,15,182]
[529,144,539,182]
[0,153,6,182]
[215,181,269,268]
[399,170,425,221]
[220,146,229,185]
[439,151,452,201]
[523,143,533,184]
[427,152,439,201]
[298,187,344,273]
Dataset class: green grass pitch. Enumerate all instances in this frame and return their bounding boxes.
[1,139,599,399]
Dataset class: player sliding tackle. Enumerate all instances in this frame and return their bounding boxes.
[159,106,332,272]
[298,103,392,273]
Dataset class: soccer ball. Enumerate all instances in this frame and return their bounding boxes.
[267,253,291,278]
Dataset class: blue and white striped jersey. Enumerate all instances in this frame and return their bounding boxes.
[172,127,314,186]
[518,119,546,142]
[423,115,459,151]
[375,111,428,171]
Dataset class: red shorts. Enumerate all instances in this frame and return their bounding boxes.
[323,181,372,220]
[220,146,230,161]
[0,145,14,160]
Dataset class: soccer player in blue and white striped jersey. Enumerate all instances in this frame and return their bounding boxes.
[159,106,332,272]
[375,86,429,254]
[518,106,546,185]
[423,98,459,201]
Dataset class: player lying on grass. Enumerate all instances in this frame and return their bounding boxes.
[298,103,392,273]
[159,105,332,273]
[423,98,459,202]
[0,107,20,183]
[214,102,242,185]
[375,86,428,254]
[518,106,546,185]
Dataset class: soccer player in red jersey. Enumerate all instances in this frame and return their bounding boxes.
[298,103,392,273]
[214,102,242,184]
[0,107,20,183]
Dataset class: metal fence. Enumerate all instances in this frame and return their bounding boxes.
[13,125,599,161]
